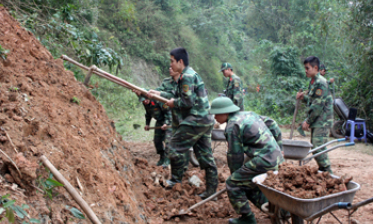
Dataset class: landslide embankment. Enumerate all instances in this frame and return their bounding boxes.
[0,7,147,223]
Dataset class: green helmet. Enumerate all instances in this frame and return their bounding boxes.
[219,62,233,72]
[210,97,240,114]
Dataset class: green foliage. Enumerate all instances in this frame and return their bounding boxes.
[9,86,19,92]
[37,169,64,200]
[2,0,372,127]
[0,194,40,223]
[71,96,81,105]
[65,206,85,219]
[0,44,9,60]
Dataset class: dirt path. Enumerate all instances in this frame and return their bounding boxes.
[129,131,373,224]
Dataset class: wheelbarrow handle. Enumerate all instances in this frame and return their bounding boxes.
[308,138,346,154]
[303,142,355,163]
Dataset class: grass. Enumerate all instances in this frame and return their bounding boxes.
[111,107,153,142]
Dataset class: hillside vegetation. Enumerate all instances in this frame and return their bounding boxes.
[2,0,372,128]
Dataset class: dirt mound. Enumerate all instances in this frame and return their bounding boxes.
[263,163,352,199]
[0,7,146,223]
[133,158,236,223]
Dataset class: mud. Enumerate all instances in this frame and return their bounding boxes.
[0,7,146,223]
[263,163,352,199]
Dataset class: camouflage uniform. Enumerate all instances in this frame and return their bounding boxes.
[224,111,284,215]
[143,99,172,157]
[160,66,218,191]
[303,73,334,173]
[226,74,244,111]
[259,116,283,150]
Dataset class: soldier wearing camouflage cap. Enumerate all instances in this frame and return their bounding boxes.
[219,62,244,111]
[139,93,172,167]
[296,56,334,173]
[210,97,284,224]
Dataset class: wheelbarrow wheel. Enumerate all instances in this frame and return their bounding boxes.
[189,149,199,167]
[331,120,345,138]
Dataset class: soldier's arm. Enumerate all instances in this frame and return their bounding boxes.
[232,79,243,106]
[173,74,195,109]
[161,104,172,125]
[305,84,326,125]
[156,80,175,99]
[145,108,152,126]
[226,124,245,174]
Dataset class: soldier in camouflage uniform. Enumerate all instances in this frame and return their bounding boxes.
[297,56,334,173]
[219,63,244,111]
[139,95,172,167]
[210,97,284,224]
[148,48,218,199]
[260,116,283,150]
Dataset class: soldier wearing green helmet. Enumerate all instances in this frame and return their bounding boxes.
[210,97,284,224]
[219,62,244,111]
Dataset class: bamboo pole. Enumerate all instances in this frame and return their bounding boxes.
[40,155,101,224]
[61,55,168,103]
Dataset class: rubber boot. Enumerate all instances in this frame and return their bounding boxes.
[156,154,165,166]
[228,212,256,224]
[165,166,184,189]
[198,168,218,199]
[162,156,170,168]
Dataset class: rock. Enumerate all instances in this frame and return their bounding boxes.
[4,174,14,183]
[13,115,23,121]
[351,218,359,224]
[189,175,202,187]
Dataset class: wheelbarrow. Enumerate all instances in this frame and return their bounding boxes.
[253,171,361,223]
[282,138,355,165]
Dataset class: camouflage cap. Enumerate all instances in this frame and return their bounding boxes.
[210,97,240,114]
[219,62,233,72]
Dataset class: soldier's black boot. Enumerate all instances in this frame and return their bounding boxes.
[228,212,256,224]
[156,153,165,166]
[198,167,218,199]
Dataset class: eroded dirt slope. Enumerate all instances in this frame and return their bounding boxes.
[0,7,147,223]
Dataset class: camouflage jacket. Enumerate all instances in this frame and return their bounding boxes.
[225,74,244,111]
[160,66,214,127]
[303,73,333,128]
[259,115,283,150]
[144,100,171,126]
[224,111,284,174]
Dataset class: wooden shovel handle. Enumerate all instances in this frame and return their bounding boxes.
[290,89,303,139]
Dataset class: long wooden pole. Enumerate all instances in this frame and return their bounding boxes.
[61,55,168,104]
[40,156,101,224]
[290,89,303,139]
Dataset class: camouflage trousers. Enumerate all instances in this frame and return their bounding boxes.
[153,120,172,155]
[168,124,218,189]
[226,167,268,214]
[311,127,332,174]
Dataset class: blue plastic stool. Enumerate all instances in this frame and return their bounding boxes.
[345,108,367,143]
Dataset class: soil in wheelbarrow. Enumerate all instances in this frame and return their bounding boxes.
[263,163,353,199]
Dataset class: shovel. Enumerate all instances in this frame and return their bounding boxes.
[172,188,227,218]
[290,89,303,139]
[133,125,171,130]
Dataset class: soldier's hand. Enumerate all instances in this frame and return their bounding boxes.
[161,124,168,130]
[144,125,150,131]
[296,92,304,100]
[132,89,142,96]
[147,90,161,99]
[301,121,310,131]
[166,98,175,108]
[330,78,335,83]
